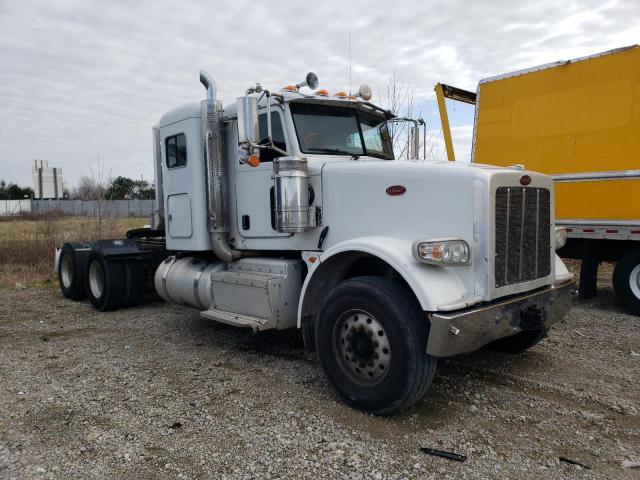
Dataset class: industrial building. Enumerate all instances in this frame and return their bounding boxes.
[32,159,63,199]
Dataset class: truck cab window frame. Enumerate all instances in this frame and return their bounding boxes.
[257,111,287,163]
[166,133,187,169]
[290,102,394,160]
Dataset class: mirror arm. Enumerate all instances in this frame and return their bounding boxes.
[422,120,426,160]
[266,91,272,145]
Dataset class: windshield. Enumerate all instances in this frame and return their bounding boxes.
[290,102,394,160]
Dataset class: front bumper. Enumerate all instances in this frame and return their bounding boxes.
[426,279,575,357]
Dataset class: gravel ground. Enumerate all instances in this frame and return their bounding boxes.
[1,265,639,479]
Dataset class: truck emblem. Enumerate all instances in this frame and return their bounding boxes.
[386,185,406,196]
[519,175,531,186]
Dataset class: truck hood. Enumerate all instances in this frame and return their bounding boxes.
[319,158,544,247]
[319,158,555,301]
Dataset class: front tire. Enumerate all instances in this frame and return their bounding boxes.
[613,248,640,315]
[315,275,437,415]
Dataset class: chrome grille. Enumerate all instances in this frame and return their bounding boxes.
[495,187,551,288]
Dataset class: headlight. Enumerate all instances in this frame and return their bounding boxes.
[412,239,471,266]
[554,226,567,250]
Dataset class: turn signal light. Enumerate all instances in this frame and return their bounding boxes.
[247,154,260,167]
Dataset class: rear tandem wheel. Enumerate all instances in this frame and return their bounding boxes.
[85,251,126,311]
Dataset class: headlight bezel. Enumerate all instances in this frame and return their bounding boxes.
[412,238,472,266]
[554,226,567,250]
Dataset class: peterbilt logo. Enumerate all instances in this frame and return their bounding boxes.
[519,175,532,186]
[386,185,406,196]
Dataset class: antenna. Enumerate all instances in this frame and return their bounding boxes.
[348,30,352,96]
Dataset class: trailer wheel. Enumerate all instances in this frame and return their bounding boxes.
[123,260,146,308]
[85,251,126,311]
[315,275,436,415]
[58,243,87,300]
[613,248,640,315]
[486,328,547,353]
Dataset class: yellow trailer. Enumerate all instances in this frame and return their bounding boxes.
[436,45,640,314]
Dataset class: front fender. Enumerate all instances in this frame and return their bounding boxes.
[297,236,477,328]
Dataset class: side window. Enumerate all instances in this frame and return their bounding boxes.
[166,133,187,168]
[258,112,287,162]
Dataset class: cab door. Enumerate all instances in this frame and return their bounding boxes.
[235,110,291,238]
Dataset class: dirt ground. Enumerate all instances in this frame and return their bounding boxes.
[0,264,639,479]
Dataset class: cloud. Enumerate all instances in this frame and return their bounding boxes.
[0,0,638,187]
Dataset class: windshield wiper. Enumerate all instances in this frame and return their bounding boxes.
[305,147,360,156]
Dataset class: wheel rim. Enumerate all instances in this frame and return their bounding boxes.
[333,309,391,385]
[630,264,640,300]
[60,255,73,288]
[88,261,104,299]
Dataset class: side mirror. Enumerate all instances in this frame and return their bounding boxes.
[409,125,420,159]
[236,96,259,145]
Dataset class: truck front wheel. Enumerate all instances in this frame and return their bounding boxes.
[613,249,640,315]
[315,275,437,415]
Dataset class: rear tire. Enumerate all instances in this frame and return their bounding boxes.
[85,251,126,311]
[58,243,87,301]
[315,275,437,415]
[123,260,146,308]
[613,248,640,315]
[486,328,547,353]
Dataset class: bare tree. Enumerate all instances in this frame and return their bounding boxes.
[377,72,442,161]
[78,157,112,236]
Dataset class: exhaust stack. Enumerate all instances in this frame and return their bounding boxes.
[200,69,241,262]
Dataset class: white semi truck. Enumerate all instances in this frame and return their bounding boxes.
[56,71,575,415]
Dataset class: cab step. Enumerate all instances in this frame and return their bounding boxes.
[200,308,269,331]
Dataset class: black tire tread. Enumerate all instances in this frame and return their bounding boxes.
[316,275,436,415]
[58,243,87,301]
[123,260,146,308]
[612,248,640,316]
[85,252,126,311]
[486,328,547,354]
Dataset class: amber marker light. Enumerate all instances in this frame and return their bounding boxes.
[315,89,330,96]
[247,154,260,167]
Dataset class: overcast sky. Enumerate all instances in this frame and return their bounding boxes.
[0,0,638,189]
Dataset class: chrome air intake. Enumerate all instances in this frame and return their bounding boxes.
[273,156,311,233]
